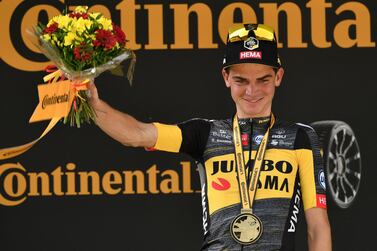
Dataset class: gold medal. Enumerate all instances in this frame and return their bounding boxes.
[230,114,274,245]
[230,212,263,245]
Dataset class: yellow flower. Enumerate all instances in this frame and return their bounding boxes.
[74,18,92,34]
[52,35,59,42]
[90,12,101,19]
[52,15,72,30]
[74,6,88,14]
[64,32,76,46]
[42,34,51,42]
[98,17,113,30]
[47,19,56,27]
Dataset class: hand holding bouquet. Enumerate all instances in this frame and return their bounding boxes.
[30,6,135,127]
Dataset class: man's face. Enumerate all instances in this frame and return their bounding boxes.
[222,63,284,118]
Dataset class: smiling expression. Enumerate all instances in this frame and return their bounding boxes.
[222,63,284,118]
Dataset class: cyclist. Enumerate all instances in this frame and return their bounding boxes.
[88,23,332,250]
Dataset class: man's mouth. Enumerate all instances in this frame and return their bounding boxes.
[243,97,264,103]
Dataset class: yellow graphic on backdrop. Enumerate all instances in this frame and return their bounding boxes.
[0,161,198,207]
[0,0,375,71]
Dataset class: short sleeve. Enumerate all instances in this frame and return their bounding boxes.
[151,119,211,160]
[295,124,327,210]
[152,123,183,153]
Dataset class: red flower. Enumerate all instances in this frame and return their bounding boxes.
[93,29,117,50]
[69,13,89,19]
[73,43,92,62]
[113,24,126,46]
[43,23,58,34]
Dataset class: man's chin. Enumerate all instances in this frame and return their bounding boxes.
[238,105,272,118]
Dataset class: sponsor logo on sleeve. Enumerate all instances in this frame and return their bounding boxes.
[319,170,326,190]
[316,194,327,208]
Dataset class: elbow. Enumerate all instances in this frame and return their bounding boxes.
[121,141,141,148]
[119,136,141,148]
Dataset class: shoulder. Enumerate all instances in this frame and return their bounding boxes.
[274,117,315,132]
[176,118,227,159]
[294,123,318,150]
[273,117,319,150]
[177,118,212,133]
[178,117,232,131]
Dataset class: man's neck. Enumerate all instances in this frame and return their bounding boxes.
[236,112,272,119]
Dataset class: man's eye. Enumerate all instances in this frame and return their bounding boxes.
[235,80,246,85]
[259,79,270,84]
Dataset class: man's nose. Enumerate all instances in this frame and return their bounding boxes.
[245,82,255,96]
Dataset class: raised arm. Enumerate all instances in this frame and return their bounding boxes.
[87,83,157,148]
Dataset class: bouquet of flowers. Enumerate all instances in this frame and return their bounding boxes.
[30,6,135,127]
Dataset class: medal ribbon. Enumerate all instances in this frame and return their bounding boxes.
[232,114,275,213]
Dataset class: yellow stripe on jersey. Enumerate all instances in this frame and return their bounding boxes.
[153,123,182,152]
[296,148,317,210]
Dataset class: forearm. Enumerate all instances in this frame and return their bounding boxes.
[307,209,332,251]
[93,99,156,148]
[308,227,332,251]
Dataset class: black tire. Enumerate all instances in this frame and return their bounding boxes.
[310,121,362,209]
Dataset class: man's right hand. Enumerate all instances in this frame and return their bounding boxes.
[87,81,103,111]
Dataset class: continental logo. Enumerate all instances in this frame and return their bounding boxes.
[0,161,199,207]
[42,93,69,109]
[0,0,375,71]
[249,167,259,191]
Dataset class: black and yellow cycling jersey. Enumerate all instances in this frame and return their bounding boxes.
[151,115,327,251]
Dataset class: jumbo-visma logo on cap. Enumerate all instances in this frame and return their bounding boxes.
[240,37,262,60]
[244,37,259,50]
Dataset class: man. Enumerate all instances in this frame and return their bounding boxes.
[88,24,332,250]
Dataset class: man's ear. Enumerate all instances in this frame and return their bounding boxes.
[222,68,231,88]
[274,67,285,87]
